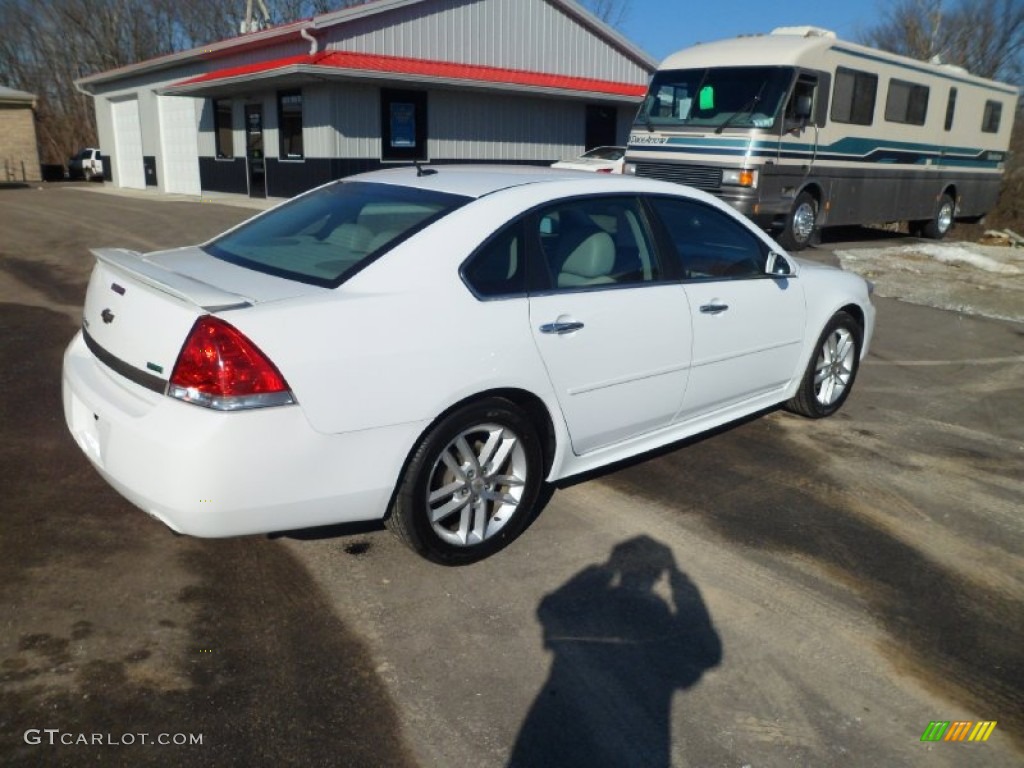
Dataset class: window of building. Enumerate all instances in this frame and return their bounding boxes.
[277,90,303,159]
[885,79,930,125]
[982,100,1003,133]
[214,99,234,158]
[831,67,878,126]
[944,88,957,131]
[380,89,428,161]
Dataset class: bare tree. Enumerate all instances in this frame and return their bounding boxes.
[578,0,632,29]
[860,0,1024,82]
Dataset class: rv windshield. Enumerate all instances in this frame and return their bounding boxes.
[638,67,794,131]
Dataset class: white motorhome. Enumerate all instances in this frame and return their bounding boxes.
[625,27,1019,249]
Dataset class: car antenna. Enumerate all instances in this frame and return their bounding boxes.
[414,160,437,177]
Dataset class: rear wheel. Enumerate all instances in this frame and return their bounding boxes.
[386,398,543,565]
[786,311,863,418]
[917,193,955,240]
[777,191,818,251]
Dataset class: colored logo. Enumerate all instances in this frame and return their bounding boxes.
[920,721,997,742]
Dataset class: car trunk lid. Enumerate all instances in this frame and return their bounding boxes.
[81,247,321,393]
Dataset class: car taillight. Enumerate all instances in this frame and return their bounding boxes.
[597,168,613,174]
[168,315,295,411]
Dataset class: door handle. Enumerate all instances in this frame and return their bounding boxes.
[540,321,585,335]
[699,303,729,315]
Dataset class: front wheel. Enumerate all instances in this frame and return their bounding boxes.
[777,191,818,251]
[386,398,544,565]
[786,311,863,418]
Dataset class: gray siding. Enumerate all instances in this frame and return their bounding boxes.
[429,89,581,160]
[321,0,649,84]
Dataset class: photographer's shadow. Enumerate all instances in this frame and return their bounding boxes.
[507,535,722,768]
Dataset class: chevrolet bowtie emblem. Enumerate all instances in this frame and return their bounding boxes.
[101,308,115,324]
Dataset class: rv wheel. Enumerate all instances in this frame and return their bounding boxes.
[778,191,817,251]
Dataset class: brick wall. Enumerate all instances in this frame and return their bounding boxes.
[0,104,42,182]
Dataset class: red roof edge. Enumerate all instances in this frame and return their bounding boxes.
[174,49,646,98]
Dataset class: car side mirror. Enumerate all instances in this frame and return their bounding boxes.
[766,252,793,277]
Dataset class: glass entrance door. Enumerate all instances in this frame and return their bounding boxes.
[245,104,266,198]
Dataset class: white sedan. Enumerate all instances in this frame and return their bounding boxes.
[63,166,874,564]
[551,146,625,174]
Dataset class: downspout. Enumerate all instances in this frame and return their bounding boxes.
[300,25,319,55]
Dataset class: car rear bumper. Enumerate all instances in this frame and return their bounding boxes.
[62,331,425,538]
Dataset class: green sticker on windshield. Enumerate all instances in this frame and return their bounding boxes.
[699,86,715,111]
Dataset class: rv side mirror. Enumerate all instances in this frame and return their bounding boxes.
[795,95,813,120]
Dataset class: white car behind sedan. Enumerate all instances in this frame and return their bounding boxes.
[550,146,625,174]
[63,166,874,564]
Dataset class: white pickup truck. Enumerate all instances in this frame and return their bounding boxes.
[69,148,104,181]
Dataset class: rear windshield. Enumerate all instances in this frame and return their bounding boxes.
[204,181,471,287]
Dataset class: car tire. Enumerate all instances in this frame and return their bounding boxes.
[777,191,818,251]
[785,311,863,418]
[919,193,955,240]
[386,397,544,565]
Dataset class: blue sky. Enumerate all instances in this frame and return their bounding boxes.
[619,0,884,62]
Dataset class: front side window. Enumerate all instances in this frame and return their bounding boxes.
[982,100,1003,133]
[532,196,662,291]
[831,67,878,126]
[214,99,234,158]
[277,90,303,159]
[637,67,794,131]
[204,182,469,287]
[885,79,930,125]
[647,197,766,280]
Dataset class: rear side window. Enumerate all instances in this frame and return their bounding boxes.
[532,196,662,291]
[461,223,527,298]
[205,182,469,287]
[831,67,878,126]
[647,197,766,280]
[885,79,929,125]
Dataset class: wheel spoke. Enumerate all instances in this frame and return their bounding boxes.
[469,498,488,543]
[481,488,519,506]
[489,474,525,488]
[455,436,480,471]
[430,494,470,524]
[820,377,835,405]
[428,479,465,504]
[440,449,468,481]
[814,365,830,385]
[485,436,518,477]
[475,429,503,472]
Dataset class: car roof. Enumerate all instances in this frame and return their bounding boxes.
[344,164,658,199]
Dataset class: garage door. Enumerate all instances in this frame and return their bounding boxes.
[111,99,145,190]
[158,95,201,196]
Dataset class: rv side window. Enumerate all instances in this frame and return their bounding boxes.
[982,100,1003,133]
[885,79,930,126]
[944,88,957,131]
[831,67,878,126]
